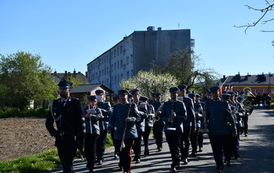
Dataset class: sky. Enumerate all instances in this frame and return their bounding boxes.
[1,1,274,78]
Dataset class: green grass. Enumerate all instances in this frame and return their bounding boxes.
[0,135,114,173]
[0,149,60,173]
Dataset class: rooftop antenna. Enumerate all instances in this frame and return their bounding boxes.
[178,23,180,29]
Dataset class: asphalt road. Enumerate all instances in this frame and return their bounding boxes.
[47,106,274,173]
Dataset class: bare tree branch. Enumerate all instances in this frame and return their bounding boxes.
[234,1,274,34]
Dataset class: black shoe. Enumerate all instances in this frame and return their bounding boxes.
[169,167,177,173]
[144,149,149,157]
[190,153,197,157]
[135,158,140,163]
[182,158,188,164]
[245,133,248,137]
[234,153,240,160]
[114,154,119,159]
[98,159,103,165]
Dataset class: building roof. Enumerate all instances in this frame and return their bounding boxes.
[51,70,88,84]
[71,84,114,94]
[222,74,274,86]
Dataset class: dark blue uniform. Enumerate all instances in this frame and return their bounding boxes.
[205,98,237,172]
[108,102,140,173]
[151,101,165,151]
[96,101,111,163]
[83,106,101,172]
[46,97,85,173]
[162,100,187,170]
[179,97,196,163]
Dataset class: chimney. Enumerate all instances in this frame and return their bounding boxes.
[147,26,155,31]
[157,27,162,31]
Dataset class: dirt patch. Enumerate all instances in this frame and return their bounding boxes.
[0,117,55,162]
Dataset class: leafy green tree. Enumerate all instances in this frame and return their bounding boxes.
[0,51,57,110]
[120,70,179,101]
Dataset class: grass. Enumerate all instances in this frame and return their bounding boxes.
[0,134,114,173]
[0,149,60,173]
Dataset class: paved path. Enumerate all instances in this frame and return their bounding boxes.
[47,106,274,173]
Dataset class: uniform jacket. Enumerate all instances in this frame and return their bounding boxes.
[83,106,101,135]
[135,101,147,132]
[182,97,196,128]
[205,98,237,136]
[45,97,85,145]
[144,104,155,127]
[108,102,140,140]
[161,100,187,133]
[97,101,112,131]
[151,101,165,126]
[194,102,203,128]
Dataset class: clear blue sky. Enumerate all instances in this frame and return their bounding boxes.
[1,1,273,78]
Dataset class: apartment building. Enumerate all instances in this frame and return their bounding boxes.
[87,26,193,92]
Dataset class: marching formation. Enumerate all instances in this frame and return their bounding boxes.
[46,79,254,173]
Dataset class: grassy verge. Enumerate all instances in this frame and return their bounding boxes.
[0,134,114,173]
[0,149,60,173]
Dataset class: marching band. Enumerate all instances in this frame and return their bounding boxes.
[47,80,254,173]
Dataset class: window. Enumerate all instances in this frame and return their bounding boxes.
[127,56,129,65]
[127,71,129,78]
[121,60,123,68]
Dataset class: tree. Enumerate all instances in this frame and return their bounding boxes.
[234,1,274,33]
[0,51,57,110]
[153,48,193,85]
[119,70,179,101]
[152,49,219,93]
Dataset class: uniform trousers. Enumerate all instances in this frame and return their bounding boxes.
[133,132,142,159]
[209,134,233,171]
[153,124,164,149]
[56,134,77,173]
[142,126,152,154]
[190,127,199,154]
[180,126,192,159]
[85,133,99,171]
[198,131,204,149]
[116,138,135,173]
[96,130,107,161]
[165,132,181,168]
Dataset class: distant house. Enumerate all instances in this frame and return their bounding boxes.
[70,84,114,102]
[221,73,274,95]
[51,70,88,84]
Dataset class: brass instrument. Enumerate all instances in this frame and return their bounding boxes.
[242,90,255,115]
[153,102,164,123]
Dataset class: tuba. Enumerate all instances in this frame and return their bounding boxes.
[242,90,255,115]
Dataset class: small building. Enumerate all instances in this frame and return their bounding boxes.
[221,73,274,95]
[70,84,114,102]
[51,70,88,84]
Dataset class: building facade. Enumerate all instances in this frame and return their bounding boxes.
[221,73,274,95]
[87,26,193,92]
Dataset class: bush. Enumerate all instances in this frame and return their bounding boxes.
[0,108,49,118]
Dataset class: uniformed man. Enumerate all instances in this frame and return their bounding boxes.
[140,96,155,157]
[151,93,165,152]
[177,84,196,164]
[161,87,187,173]
[204,86,237,173]
[45,79,85,173]
[107,89,140,173]
[189,93,203,157]
[83,95,102,172]
[131,89,146,163]
[95,89,112,165]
